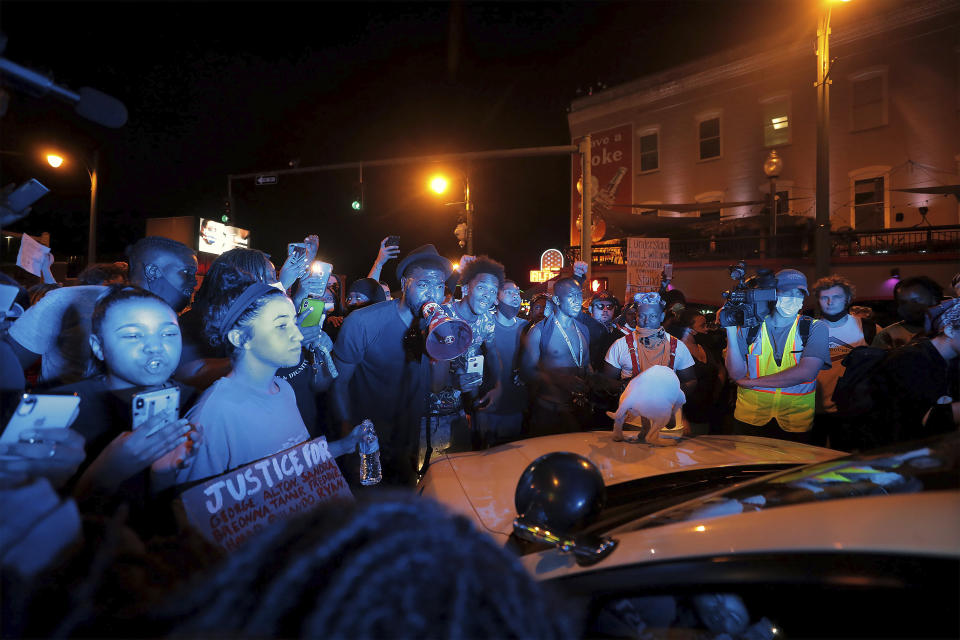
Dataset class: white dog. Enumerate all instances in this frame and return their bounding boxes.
[611,365,687,444]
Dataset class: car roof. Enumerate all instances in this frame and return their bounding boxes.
[419,433,842,539]
[521,490,960,581]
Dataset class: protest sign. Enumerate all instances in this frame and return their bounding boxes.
[16,234,51,277]
[625,237,669,299]
[179,437,353,552]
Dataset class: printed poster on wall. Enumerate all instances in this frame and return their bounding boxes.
[625,237,669,299]
[570,123,633,245]
[179,437,353,552]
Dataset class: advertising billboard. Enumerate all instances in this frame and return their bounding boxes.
[199,218,251,255]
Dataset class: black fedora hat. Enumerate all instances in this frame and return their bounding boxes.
[395,244,453,283]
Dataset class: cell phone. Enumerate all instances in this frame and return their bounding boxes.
[4,179,49,213]
[299,296,334,328]
[664,263,673,280]
[1,394,80,444]
[131,386,181,436]
[466,355,484,375]
[386,235,400,249]
[309,260,333,291]
[0,284,19,313]
[288,242,307,259]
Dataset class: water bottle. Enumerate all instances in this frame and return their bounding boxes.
[358,419,382,486]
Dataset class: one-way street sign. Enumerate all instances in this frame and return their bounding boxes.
[255,175,278,186]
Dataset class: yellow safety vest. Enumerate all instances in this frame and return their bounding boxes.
[734,315,817,432]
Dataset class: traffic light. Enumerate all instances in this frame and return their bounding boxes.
[222,198,231,224]
[351,181,364,212]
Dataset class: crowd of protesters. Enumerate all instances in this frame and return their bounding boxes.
[1,217,958,636]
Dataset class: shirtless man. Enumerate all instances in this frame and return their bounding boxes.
[521,277,591,437]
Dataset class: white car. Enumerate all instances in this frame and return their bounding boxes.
[420,431,960,639]
[418,432,843,544]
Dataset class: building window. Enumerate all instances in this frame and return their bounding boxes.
[853,177,885,229]
[850,69,887,131]
[638,130,659,173]
[697,116,721,160]
[761,96,791,146]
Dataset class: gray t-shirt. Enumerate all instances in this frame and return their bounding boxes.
[8,285,107,385]
[736,316,830,368]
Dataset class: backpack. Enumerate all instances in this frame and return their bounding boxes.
[831,345,891,416]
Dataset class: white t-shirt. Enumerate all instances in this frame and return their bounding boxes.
[175,376,310,485]
[8,285,107,384]
[816,314,867,413]
[605,332,695,379]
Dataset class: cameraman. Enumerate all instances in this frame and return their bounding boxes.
[725,269,830,443]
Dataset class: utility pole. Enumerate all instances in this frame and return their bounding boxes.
[815,7,833,278]
[579,135,592,286]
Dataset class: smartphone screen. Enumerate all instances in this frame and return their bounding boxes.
[5,179,50,213]
[309,261,333,292]
[299,296,328,328]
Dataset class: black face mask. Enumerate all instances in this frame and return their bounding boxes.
[898,302,928,326]
[499,303,520,320]
[821,308,849,323]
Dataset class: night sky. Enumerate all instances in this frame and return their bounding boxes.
[1,1,808,285]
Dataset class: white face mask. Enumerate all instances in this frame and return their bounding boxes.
[775,296,804,318]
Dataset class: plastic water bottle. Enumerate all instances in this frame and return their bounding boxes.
[358,419,382,486]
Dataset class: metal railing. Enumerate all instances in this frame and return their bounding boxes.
[566,224,960,265]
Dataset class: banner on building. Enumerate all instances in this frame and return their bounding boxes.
[625,237,669,299]
[179,437,353,552]
[570,123,634,245]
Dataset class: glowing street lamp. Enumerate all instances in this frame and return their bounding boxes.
[429,175,449,195]
[47,148,99,264]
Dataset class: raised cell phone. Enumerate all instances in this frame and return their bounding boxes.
[664,263,674,279]
[5,179,50,213]
[0,284,19,313]
[131,386,181,436]
[386,235,400,249]
[309,260,333,291]
[299,296,334,328]
[1,394,80,444]
[288,242,307,259]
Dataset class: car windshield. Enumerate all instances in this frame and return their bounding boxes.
[615,433,960,535]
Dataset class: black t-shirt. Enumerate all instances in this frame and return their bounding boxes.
[53,376,197,472]
[870,339,959,446]
[332,300,430,482]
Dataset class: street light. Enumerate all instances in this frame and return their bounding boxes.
[763,149,783,257]
[47,148,99,264]
[428,172,473,254]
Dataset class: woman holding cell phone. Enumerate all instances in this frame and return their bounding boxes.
[52,287,200,505]
[174,273,362,486]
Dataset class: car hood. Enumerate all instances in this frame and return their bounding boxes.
[422,433,841,539]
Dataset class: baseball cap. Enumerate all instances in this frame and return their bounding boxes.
[775,269,809,296]
[590,290,617,306]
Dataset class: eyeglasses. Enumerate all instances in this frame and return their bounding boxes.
[593,303,614,310]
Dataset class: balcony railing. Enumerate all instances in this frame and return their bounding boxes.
[567,225,960,265]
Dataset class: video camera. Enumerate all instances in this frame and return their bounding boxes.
[717,261,777,328]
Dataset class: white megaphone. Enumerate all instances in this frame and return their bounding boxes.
[421,302,473,361]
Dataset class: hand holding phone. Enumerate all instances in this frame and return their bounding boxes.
[131,387,181,436]
[1,395,80,444]
[378,236,400,265]
[2,179,49,218]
